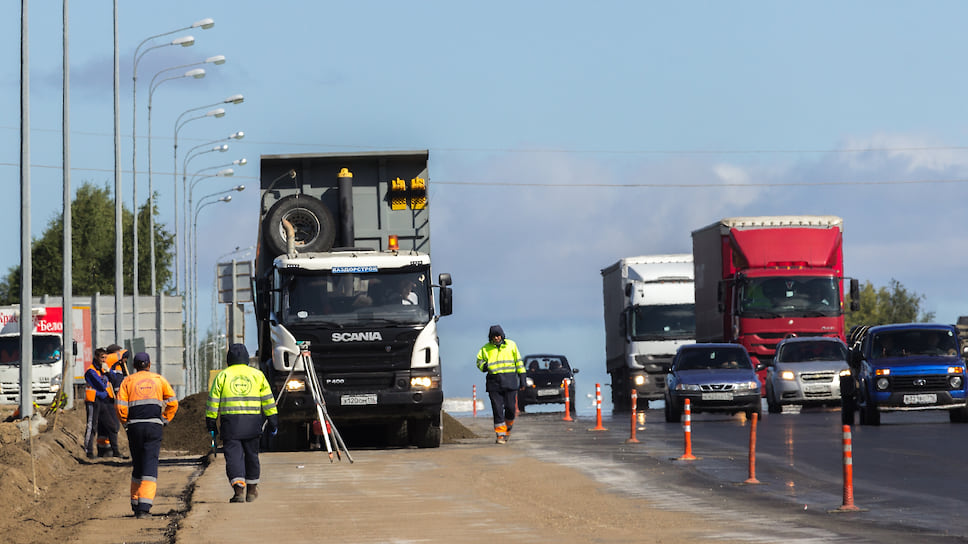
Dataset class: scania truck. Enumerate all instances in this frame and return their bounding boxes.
[254,151,452,449]
[601,254,695,411]
[691,216,859,393]
[0,306,69,405]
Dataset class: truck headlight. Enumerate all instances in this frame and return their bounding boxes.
[285,379,306,392]
[875,377,890,391]
[633,374,647,386]
[410,375,440,389]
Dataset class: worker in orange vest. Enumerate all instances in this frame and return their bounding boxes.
[83,348,114,458]
[116,352,178,519]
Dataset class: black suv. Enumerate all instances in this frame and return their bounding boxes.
[518,354,578,413]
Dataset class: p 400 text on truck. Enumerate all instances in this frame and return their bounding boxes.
[691,216,859,393]
[254,151,453,449]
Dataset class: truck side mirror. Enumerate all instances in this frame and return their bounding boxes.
[849,278,860,312]
[439,273,452,287]
[439,286,453,316]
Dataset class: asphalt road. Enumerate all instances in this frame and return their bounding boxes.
[511,402,968,542]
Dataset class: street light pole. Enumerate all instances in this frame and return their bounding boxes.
[146,65,208,295]
[172,93,243,293]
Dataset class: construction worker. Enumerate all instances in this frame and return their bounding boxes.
[476,325,526,444]
[206,343,279,503]
[116,352,178,519]
[83,347,112,458]
[96,348,127,457]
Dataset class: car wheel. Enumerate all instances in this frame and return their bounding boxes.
[664,394,681,423]
[950,407,968,423]
[766,386,781,414]
[746,402,762,420]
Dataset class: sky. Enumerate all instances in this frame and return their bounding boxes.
[4,2,968,404]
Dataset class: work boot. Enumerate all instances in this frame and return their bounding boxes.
[86,450,95,459]
[495,434,507,444]
[135,511,151,520]
[246,484,259,502]
[230,484,246,503]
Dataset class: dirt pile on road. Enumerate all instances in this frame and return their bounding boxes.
[163,391,212,455]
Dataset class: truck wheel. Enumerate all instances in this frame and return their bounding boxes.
[409,411,442,448]
[262,194,336,257]
[610,375,630,413]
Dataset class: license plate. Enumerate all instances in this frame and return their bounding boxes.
[701,392,733,401]
[903,393,937,405]
[803,384,831,394]
[537,388,559,397]
[341,394,378,406]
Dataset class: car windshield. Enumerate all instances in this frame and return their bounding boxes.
[776,341,847,363]
[872,329,959,360]
[0,336,62,365]
[281,268,432,326]
[676,349,751,371]
[630,303,695,341]
[738,276,840,317]
[524,356,570,373]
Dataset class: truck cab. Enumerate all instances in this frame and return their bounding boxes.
[841,323,968,425]
[0,307,67,405]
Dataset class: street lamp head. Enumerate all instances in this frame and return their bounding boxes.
[206,55,227,65]
[230,131,245,140]
[173,35,195,47]
[233,185,246,192]
[224,94,244,104]
[186,68,206,79]
[234,158,247,166]
[207,108,226,118]
[217,168,234,177]
[220,195,232,203]
[216,144,229,152]
[193,18,215,30]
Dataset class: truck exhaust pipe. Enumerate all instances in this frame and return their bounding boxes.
[282,218,296,258]
[338,168,354,248]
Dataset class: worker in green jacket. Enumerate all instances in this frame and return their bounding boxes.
[476,325,526,444]
[206,344,279,503]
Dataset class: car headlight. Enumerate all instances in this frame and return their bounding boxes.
[875,377,890,391]
[949,376,963,389]
[525,377,534,387]
[676,383,701,391]
[839,369,852,377]
[735,381,759,391]
[285,379,306,392]
[780,371,795,381]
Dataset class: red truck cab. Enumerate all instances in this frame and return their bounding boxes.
[692,216,859,394]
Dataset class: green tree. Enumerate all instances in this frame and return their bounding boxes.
[0,182,175,304]
[845,278,935,329]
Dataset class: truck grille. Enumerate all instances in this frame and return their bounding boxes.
[890,375,951,392]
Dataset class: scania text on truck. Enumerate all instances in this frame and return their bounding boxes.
[601,254,695,411]
[691,216,859,393]
[254,151,453,449]
[0,306,70,405]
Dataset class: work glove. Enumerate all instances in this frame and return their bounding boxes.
[206,418,218,435]
[480,362,488,373]
[266,415,279,436]
[95,390,108,400]
[519,376,528,390]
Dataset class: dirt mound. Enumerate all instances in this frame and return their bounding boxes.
[163,391,212,455]
[442,411,478,442]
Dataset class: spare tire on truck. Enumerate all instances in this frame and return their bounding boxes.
[263,194,336,256]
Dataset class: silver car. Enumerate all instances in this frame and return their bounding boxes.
[765,337,849,413]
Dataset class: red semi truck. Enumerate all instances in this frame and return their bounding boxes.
[691,216,859,393]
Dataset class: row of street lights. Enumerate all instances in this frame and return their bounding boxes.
[125,17,249,391]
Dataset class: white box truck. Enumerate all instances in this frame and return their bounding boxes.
[601,254,695,411]
[0,306,70,405]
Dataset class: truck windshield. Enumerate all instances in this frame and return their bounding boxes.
[630,304,695,341]
[0,336,62,365]
[871,329,959,360]
[738,276,840,317]
[281,269,432,325]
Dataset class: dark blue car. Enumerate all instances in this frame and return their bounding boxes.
[664,343,761,423]
[841,323,968,425]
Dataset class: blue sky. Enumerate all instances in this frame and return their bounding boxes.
[4,2,968,403]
